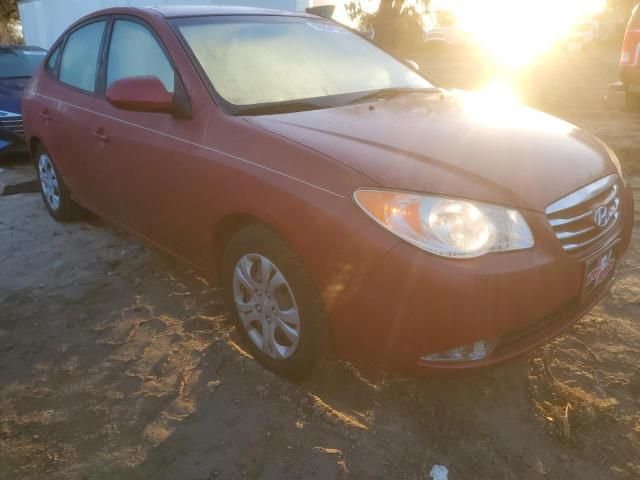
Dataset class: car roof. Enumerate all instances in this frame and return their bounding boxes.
[145,5,316,19]
[57,6,321,46]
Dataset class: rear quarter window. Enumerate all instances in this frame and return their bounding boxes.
[46,45,61,73]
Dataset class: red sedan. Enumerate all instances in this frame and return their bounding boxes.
[23,6,634,378]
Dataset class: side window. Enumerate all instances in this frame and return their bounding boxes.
[107,20,175,93]
[46,44,61,73]
[59,21,106,92]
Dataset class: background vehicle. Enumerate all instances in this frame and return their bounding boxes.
[424,26,469,49]
[423,8,468,50]
[0,45,46,157]
[564,20,601,51]
[620,4,640,109]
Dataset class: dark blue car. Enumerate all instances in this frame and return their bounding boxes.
[0,45,47,156]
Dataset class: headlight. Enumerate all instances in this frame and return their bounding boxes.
[354,189,534,258]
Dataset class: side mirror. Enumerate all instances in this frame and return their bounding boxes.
[405,59,420,71]
[106,76,173,114]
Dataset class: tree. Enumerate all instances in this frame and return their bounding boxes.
[0,0,18,21]
[346,0,429,51]
[0,0,20,43]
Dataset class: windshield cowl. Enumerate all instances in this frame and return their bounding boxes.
[346,87,442,106]
[233,87,443,116]
[234,101,330,116]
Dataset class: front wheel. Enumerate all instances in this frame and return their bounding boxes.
[222,224,328,379]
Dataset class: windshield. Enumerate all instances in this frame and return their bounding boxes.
[0,49,46,79]
[173,15,432,110]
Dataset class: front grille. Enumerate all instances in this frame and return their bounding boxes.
[0,114,24,138]
[545,174,621,252]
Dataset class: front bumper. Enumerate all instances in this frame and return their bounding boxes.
[0,129,25,157]
[0,113,26,157]
[329,185,634,374]
[0,138,26,157]
[413,273,615,372]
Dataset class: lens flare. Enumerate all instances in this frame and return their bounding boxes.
[431,0,607,68]
[462,81,575,134]
[427,199,495,254]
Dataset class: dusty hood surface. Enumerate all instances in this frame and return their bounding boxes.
[247,91,617,211]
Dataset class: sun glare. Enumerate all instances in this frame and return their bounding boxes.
[431,0,607,68]
[463,81,574,135]
[462,81,523,126]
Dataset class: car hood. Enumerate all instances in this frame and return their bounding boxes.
[246,90,617,212]
[0,77,29,115]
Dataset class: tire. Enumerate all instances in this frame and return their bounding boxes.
[35,145,86,222]
[221,224,328,380]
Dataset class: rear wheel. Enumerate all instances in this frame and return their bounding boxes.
[222,224,328,379]
[35,146,85,222]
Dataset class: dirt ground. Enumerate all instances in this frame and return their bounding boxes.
[1,41,639,480]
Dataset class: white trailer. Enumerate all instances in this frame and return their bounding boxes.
[18,0,319,49]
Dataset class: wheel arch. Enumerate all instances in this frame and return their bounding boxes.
[212,212,279,276]
[28,136,42,165]
[213,211,336,361]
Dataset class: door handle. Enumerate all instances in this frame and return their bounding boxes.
[39,109,51,121]
[92,128,109,143]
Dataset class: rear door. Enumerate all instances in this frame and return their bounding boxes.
[38,19,108,208]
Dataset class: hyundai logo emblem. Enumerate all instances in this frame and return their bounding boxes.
[594,205,611,228]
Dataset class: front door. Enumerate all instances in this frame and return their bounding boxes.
[89,17,208,263]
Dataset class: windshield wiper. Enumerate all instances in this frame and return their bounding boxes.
[347,87,440,105]
[233,87,441,115]
[235,101,330,116]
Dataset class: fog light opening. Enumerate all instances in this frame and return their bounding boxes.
[421,340,496,363]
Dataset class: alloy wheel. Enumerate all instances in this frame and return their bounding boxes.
[232,253,301,359]
[38,154,60,210]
